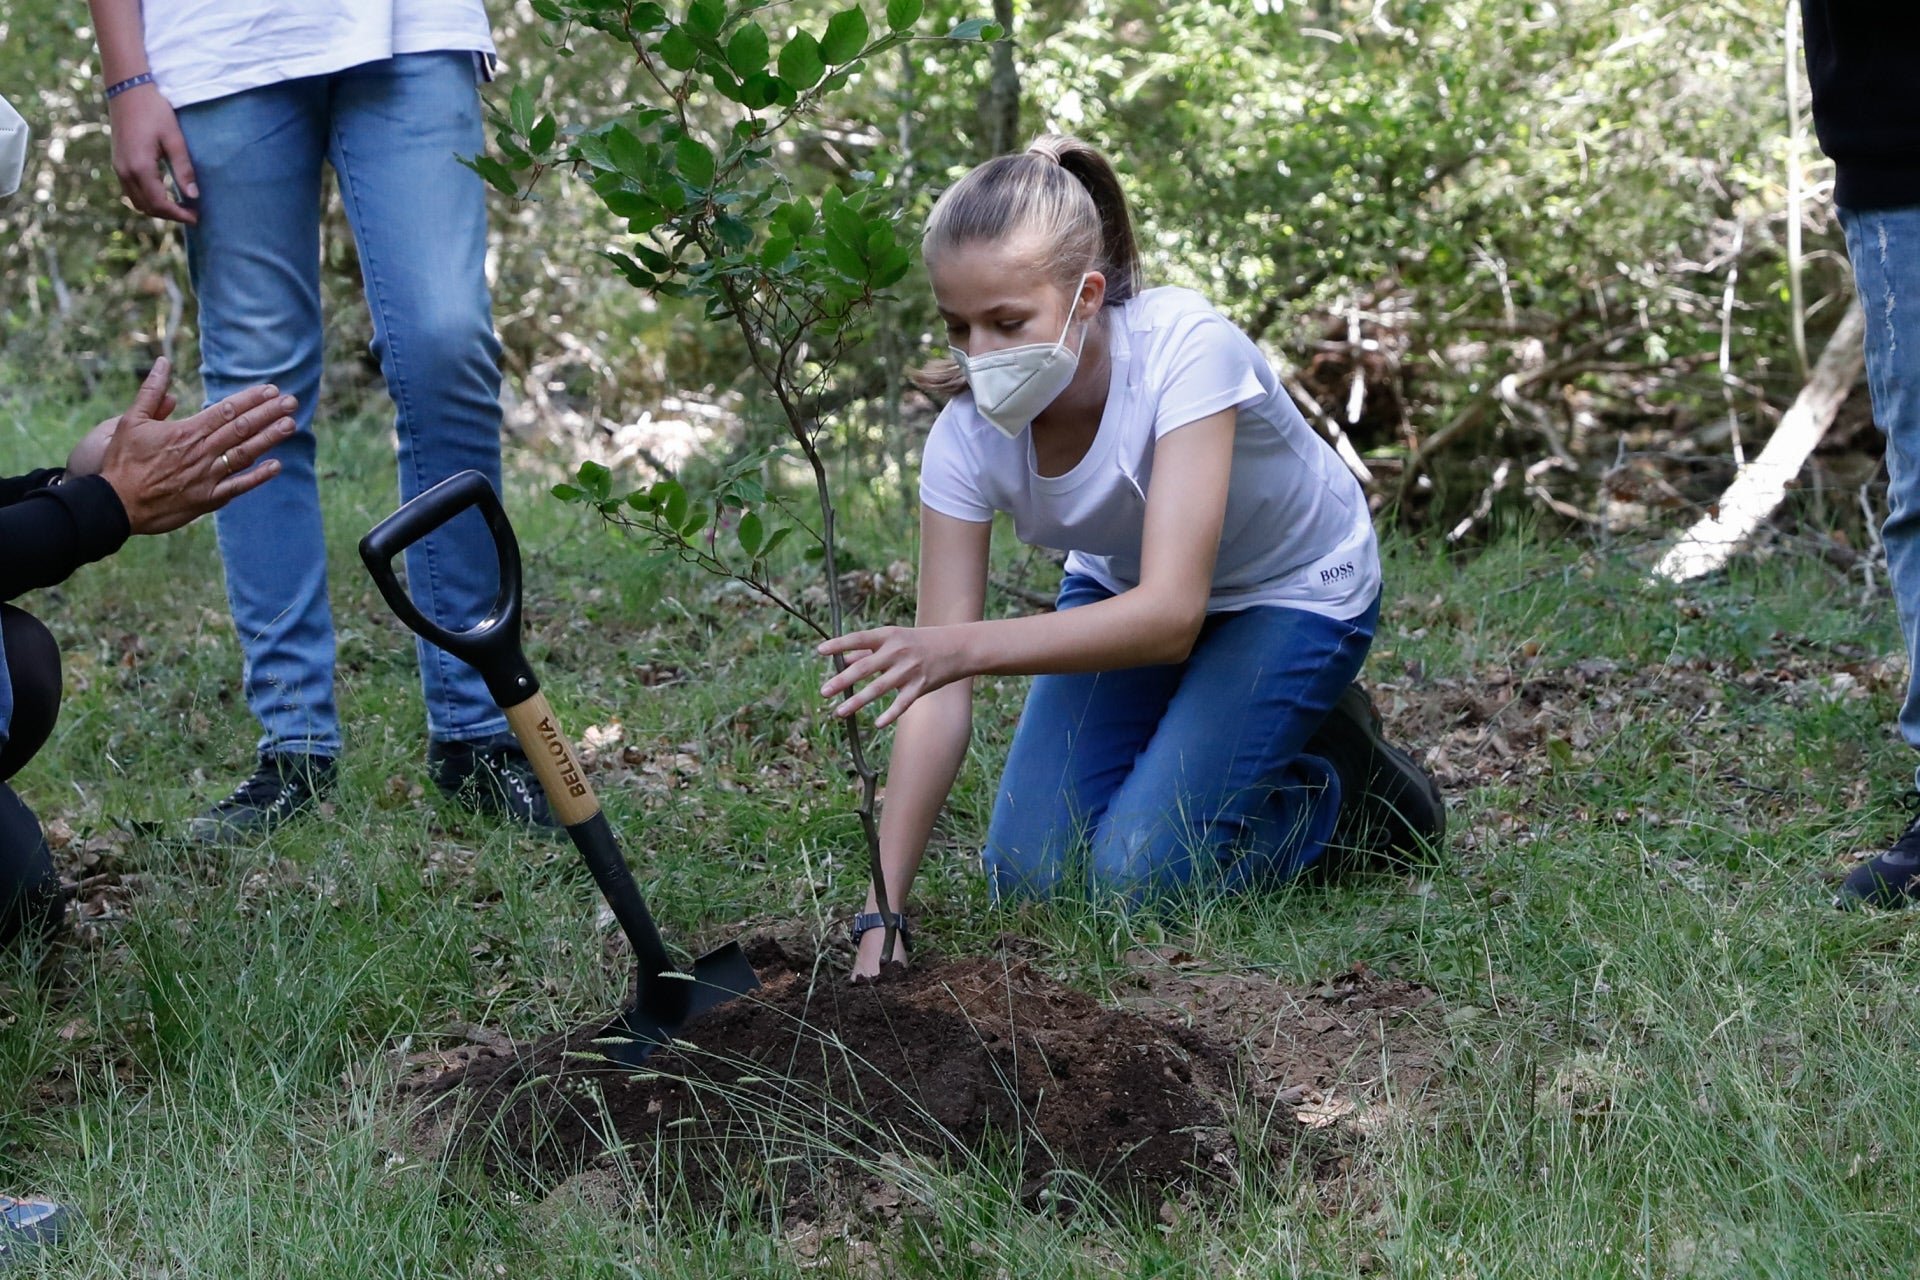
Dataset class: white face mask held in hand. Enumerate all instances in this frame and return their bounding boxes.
[0,95,28,199]
[951,274,1092,439]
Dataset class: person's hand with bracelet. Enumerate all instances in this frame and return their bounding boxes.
[103,67,197,223]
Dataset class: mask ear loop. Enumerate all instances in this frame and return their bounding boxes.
[1059,272,1098,360]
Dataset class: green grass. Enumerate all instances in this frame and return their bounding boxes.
[2,385,1918,1276]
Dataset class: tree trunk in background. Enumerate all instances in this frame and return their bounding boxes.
[981,0,1020,158]
[1651,297,1867,584]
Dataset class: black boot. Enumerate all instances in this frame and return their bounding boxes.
[1305,683,1446,870]
[1837,801,1920,909]
[428,736,560,830]
[187,753,337,844]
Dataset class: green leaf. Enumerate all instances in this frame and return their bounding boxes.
[822,190,866,248]
[759,235,794,267]
[778,199,816,236]
[578,460,614,501]
[725,22,769,75]
[657,480,690,528]
[607,124,652,180]
[679,505,708,539]
[509,84,535,136]
[627,490,658,513]
[875,245,912,287]
[686,0,725,37]
[552,482,586,502]
[600,249,655,287]
[777,30,824,89]
[529,114,558,154]
[824,228,866,279]
[714,213,754,250]
[632,243,674,274]
[739,71,781,109]
[470,155,521,196]
[758,526,794,561]
[494,130,532,167]
[945,17,1000,39]
[659,25,700,70]
[608,193,668,233]
[530,0,564,19]
[820,7,870,63]
[674,136,715,188]
[885,0,922,30]
[737,511,764,557]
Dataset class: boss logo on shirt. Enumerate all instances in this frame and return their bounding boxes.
[1319,561,1356,585]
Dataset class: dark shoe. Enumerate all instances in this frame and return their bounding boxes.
[187,753,337,844]
[428,737,560,830]
[1837,803,1920,909]
[1306,683,1446,868]
[0,1194,75,1262]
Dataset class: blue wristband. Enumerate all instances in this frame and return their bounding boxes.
[105,72,155,100]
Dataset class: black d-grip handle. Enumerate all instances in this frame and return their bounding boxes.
[358,470,538,709]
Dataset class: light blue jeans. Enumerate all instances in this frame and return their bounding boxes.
[176,51,508,757]
[984,575,1377,904]
[1843,205,1920,789]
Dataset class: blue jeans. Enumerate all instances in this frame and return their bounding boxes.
[984,575,1378,903]
[176,52,507,757]
[1844,205,1920,788]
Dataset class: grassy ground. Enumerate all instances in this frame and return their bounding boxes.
[2,385,1918,1278]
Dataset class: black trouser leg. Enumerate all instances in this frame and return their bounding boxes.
[0,604,63,948]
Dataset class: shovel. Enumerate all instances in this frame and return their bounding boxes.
[359,469,760,1067]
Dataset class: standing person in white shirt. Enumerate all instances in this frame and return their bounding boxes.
[819,135,1444,979]
[87,0,558,838]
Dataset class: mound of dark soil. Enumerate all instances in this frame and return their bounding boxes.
[408,945,1246,1208]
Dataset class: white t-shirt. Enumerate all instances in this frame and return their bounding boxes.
[919,287,1381,621]
[142,1,496,108]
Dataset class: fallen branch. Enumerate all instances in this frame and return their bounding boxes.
[1650,297,1866,584]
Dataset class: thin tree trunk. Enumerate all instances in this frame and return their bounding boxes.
[1651,298,1866,584]
[981,0,1019,158]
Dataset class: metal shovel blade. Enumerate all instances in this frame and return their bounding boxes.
[597,940,762,1068]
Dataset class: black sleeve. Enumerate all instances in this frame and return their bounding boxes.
[0,475,133,601]
[0,470,67,509]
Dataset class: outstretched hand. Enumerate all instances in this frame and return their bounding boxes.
[817,624,964,728]
[92,358,296,535]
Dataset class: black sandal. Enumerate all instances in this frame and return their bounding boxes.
[850,911,912,953]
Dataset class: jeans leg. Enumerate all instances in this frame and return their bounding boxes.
[176,81,339,757]
[1843,205,1920,789]
[1087,600,1375,903]
[327,52,508,743]
[983,576,1183,899]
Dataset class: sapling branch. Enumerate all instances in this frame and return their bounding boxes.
[527,0,1005,976]
[716,271,897,966]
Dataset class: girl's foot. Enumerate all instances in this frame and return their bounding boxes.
[850,911,912,982]
[1307,683,1446,867]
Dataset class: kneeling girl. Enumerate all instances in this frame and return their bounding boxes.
[821,136,1440,978]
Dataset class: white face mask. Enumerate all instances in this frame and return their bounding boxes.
[0,95,27,200]
[950,274,1092,439]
